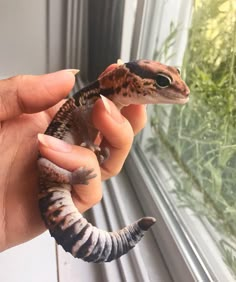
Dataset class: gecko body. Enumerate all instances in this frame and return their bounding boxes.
[38,60,190,263]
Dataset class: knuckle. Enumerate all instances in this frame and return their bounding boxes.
[0,75,26,119]
[10,75,28,113]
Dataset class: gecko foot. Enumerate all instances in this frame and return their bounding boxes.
[71,167,97,185]
[80,142,110,165]
[96,147,110,164]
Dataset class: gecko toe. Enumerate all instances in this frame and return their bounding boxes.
[71,167,97,185]
[80,142,101,153]
[97,147,110,164]
[80,142,110,165]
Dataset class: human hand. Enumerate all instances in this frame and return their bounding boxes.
[0,67,147,251]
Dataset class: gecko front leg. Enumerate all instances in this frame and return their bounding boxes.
[72,106,110,164]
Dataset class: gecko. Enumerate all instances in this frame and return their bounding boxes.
[38,59,190,263]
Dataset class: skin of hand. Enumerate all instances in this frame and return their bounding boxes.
[0,67,147,251]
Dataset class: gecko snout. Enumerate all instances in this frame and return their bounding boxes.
[184,86,190,97]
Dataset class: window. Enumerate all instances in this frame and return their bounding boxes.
[125,0,236,281]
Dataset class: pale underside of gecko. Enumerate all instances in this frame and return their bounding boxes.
[38,60,190,263]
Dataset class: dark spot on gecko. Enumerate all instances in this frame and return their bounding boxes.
[116,86,121,93]
[49,219,56,225]
[123,92,128,97]
[143,81,151,86]
[122,81,129,88]
[108,74,114,81]
[52,209,62,217]
[130,86,135,92]
[114,68,127,79]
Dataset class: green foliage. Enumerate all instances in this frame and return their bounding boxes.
[220,240,236,275]
[147,0,236,276]
[154,22,179,62]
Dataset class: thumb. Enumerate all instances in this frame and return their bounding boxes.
[0,69,78,121]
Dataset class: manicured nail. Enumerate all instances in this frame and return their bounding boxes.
[100,95,125,123]
[64,69,80,76]
[38,133,72,152]
[100,95,111,114]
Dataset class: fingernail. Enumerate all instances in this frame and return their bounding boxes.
[100,95,125,123]
[100,95,111,114]
[64,69,80,76]
[38,133,72,152]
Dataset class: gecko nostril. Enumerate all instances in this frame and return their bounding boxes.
[184,86,190,97]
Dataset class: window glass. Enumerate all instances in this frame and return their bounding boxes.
[140,0,236,278]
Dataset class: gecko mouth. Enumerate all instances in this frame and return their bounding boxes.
[158,92,190,104]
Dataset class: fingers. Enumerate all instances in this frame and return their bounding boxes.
[0,70,77,121]
[92,97,147,180]
[38,134,102,213]
[121,104,147,135]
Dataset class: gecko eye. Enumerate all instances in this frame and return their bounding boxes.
[155,74,172,88]
[176,68,181,74]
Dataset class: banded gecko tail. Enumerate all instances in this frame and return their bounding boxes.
[38,172,156,262]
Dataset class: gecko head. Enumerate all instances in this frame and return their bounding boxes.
[124,60,190,105]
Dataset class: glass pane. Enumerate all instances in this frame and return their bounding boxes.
[141,0,236,279]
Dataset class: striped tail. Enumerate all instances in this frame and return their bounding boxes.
[38,184,156,262]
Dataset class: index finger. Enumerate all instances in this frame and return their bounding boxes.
[0,70,77,121]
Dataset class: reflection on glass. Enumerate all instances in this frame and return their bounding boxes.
[146,0,236,277]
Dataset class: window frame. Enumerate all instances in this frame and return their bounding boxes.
[125,1,234,281]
